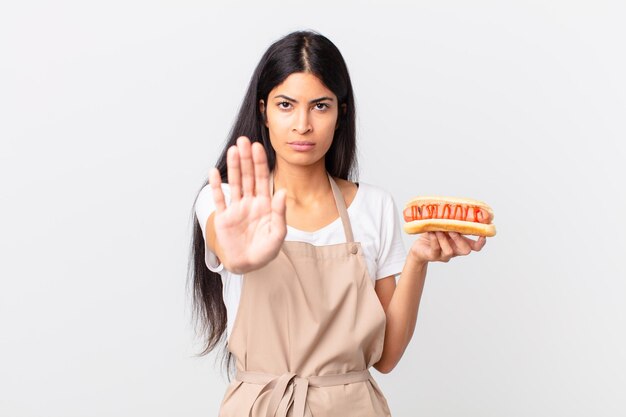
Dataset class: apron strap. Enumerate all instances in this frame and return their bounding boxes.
[327,173,355,243]
[269,171,354,243]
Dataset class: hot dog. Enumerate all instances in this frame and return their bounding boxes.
[402,196,496,237]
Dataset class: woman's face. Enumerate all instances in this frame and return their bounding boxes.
[260,72,341,169]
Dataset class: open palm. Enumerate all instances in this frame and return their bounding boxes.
[208,136,287,274]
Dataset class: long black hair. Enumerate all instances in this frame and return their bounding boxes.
[187,29,359,381]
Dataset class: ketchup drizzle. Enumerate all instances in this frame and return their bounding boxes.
[404,202,489,224]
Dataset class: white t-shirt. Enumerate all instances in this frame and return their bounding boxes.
[194,180,407,341]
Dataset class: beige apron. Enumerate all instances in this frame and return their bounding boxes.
[218,172,392,417]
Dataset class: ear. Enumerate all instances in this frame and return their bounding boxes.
[259,99,268,127]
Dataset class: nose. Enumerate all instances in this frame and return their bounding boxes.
[292,108,312,134]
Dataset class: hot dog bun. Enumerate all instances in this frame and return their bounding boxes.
[403,218,497,236]
[402,195,496,237]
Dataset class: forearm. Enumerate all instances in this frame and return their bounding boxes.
[376,254,428,373]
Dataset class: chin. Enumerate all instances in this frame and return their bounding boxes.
[280,154,324,167]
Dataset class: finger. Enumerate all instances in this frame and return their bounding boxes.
[435,231,454,261]
[428,232,439,258]
[227,145,241,203]
[209,167,226,213]
[449,232,472,255]
[450,234,485,250]
[271,188,287,240]
[252,141,270,198]
[237,136,255,196]
[463,235,487,251]
[474,236,487,251]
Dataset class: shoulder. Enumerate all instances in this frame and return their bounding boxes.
[333,178,398,223]
[351,179,396,208]
[334,177,392,197]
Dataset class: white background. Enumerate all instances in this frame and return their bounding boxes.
[1,1,625,416]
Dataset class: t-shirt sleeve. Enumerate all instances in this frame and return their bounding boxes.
[194,183,231,273]
[376,193,407,280]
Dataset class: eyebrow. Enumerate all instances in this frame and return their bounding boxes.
[273,94,334,104]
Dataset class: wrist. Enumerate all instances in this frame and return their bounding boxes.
[407,251,428,268]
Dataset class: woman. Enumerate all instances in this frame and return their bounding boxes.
[190,30,487,417]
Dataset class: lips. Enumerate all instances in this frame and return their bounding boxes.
[287,141,316,152]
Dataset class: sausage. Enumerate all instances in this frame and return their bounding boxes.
[403,203,492,224]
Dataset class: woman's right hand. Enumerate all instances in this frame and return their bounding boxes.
[208,136,287,274]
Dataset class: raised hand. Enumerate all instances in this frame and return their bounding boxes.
[208,136,287,274]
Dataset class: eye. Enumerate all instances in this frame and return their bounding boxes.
[315,102,330,110]
[278,101,292,109]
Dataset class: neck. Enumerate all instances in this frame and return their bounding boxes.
[272,161,331,205]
